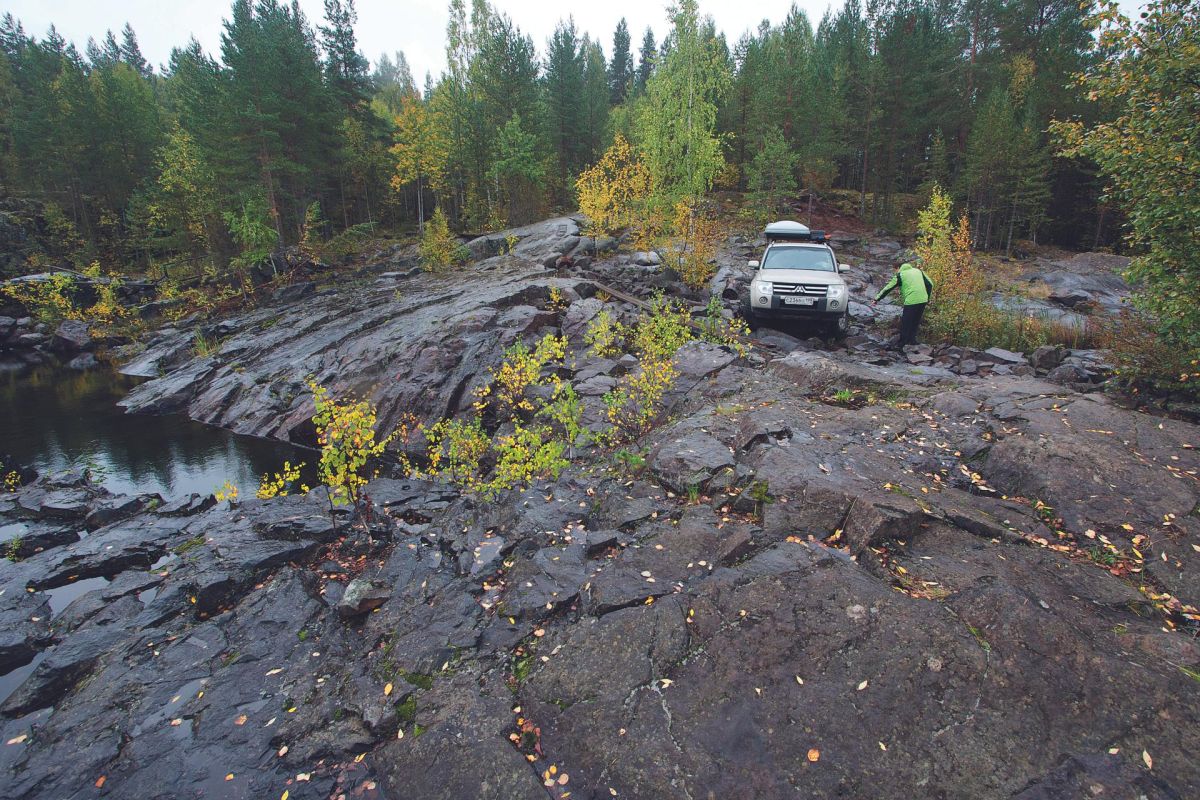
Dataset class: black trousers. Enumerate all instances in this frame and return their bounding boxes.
[899,302,927,346]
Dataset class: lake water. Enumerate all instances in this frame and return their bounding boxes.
[1,364,315,705]
[1,365,313,499]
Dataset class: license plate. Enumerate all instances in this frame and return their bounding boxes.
[782,296,817,306]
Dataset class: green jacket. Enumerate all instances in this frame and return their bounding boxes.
[875,262,933,305]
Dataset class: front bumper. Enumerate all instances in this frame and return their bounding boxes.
[748,294,847,318]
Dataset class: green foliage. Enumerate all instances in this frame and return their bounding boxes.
[0,272,77,324]
[746,127,798,212]
[601,295,694,443]
[636,0,730,208]
[584,307,628,358]
[1053,0,1200,391]
[419,207,467,272]
[698,295,750,356]
[223,194,278,273]
[309,380,396,522]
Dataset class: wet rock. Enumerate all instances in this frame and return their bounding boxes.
[1,625,128,717]
[50,319,91,353]
[84,494,154,529]
[983,346,1029,365]
[271,281,316,304]
[155,493,216,517]
[631,250,662,267]
[65,352,97,370]
[561,297,604,338]
[338,578,391,618]
[649,430,735,493]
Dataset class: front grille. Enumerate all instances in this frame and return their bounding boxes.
[770,283,828,296]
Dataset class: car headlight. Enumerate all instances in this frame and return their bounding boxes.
[756,281,772,295]
[826,284,847,300]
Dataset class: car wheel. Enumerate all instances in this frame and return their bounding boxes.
[740,294,759,331]
[827,312,849,339]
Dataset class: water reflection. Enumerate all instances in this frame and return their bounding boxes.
[1,365,313,499]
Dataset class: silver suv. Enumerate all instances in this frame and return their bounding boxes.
[741,221,851,337]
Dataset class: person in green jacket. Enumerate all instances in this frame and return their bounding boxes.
[873,260,934,348]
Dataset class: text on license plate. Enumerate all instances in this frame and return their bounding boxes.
[782,296,817,306]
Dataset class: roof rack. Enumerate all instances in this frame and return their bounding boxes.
[764,220,826,244]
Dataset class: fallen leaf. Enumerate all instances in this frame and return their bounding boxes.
[795,676,804,685]
[354,753,366,763]
[281,791,289,800]
[265,668,283,676]
[296,772,311,782]
[225,773,234,781]
[1121,523,1134,532]
[169,718,182,727]
[807,748,820,762]
[534,629,546,637]
[857,680,869,691]
[6,734,28,745]
[234,714,248,726]
[1143,750,1153,770]
[879,742,887,751]
[384,682,393,696]
[1108,747,1120,755]
[277,746,289,757]
[95,776,106,788]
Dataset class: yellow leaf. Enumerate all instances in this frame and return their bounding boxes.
[1121,523,1134,531]
[384,682,393,696]
[807,748,820,762]
[354,753,366,763]
[225,773,234,781]
[265,668,283,676]
[282,791,289,800]
[879,742,887,751]
[1143,750,1153,769]
[857,680,869,691]
[234,714,248,726]
[7,734,28,745]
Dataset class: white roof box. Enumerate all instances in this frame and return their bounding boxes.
[764,220,825,243]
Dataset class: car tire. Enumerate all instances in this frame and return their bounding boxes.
[826,312,849,339]
[740,294,759,331]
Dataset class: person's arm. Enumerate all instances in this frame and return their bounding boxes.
[923,272,933,299]
[874,273,899,304]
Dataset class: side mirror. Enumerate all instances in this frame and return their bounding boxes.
[747,260,760,269]
[838,263,851,273]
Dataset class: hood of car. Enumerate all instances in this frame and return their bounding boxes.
[758,268,845,286]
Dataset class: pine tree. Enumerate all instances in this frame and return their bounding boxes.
[608,18,632,105]
[636,27,656,94]
[320,0,370,114]
[542,18,585,204]
[120,23,150,77]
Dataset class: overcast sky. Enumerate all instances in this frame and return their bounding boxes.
[5,0,1144,84]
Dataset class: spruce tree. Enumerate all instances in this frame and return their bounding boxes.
[608,18,632,105]
[636,27,656,94]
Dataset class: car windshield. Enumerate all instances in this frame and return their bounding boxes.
[761,246,835,272]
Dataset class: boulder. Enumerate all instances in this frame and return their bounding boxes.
[338,578,392,618]
[1030,345,1066,372]
[632,251,662,267]
[66,352,98,370]
[983,346,1028,365]
[271,281,316,304]
[51,319,92,353]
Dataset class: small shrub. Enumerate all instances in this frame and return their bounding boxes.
[485,423,569,500]
[575,133,652,239]
[584,307,627,358]
[256,460,308,499]
[213,480,239,506]
[424,417,490,490]
[671,202,721,290]
[309,381,396,524]
[698,296,750,356]
[1,272,77,324]
[420,207,468,272]
[474,333,567,417]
